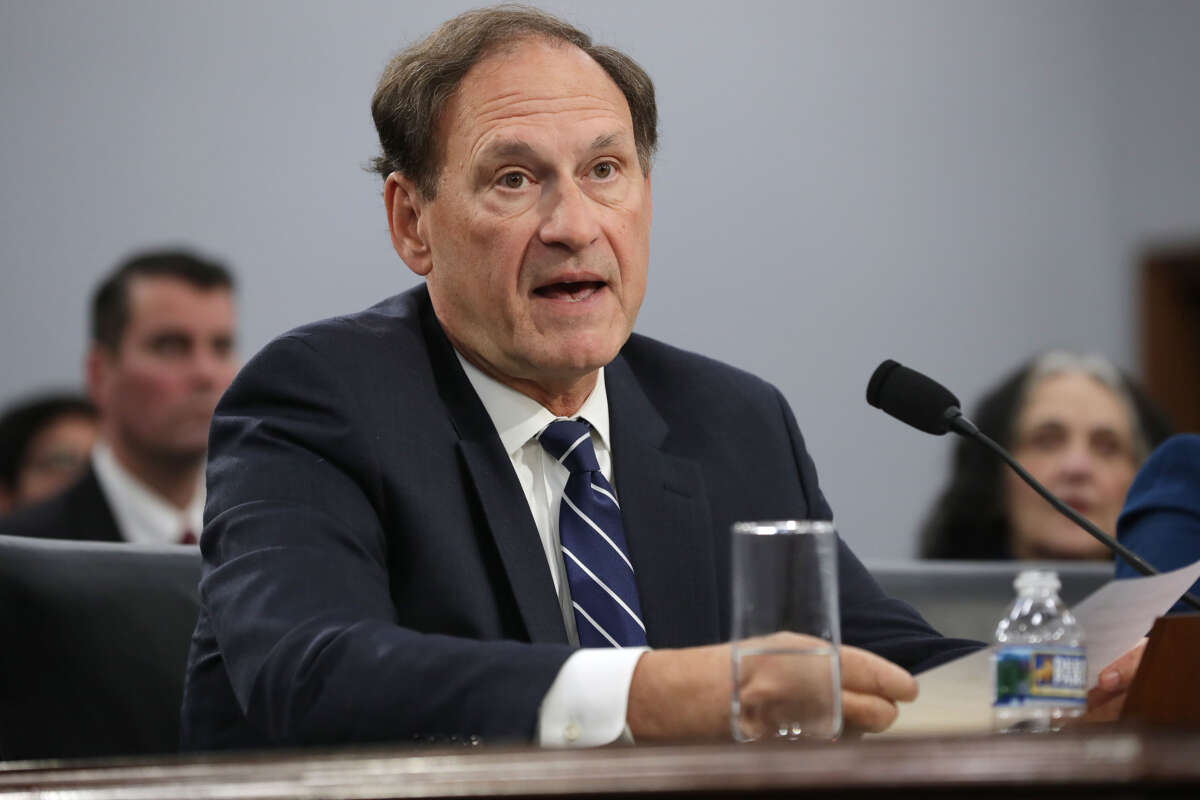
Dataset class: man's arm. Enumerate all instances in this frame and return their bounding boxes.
[619,383,949,741]
[626,633,918,739]
[197,334,574,746]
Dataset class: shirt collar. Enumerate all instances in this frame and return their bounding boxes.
[454,352,611,454]
[91,441,205,544]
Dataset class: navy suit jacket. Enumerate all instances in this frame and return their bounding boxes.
[0,467,123,543]
[1115,434,1200,612]
[181,286,978,750]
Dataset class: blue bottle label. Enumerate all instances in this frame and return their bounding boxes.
[993,646,1087,707]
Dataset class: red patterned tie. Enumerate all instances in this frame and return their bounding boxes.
[179,530,198,545]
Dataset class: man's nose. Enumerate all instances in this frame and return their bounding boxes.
[538,181,600,251]
[189,347,230,390]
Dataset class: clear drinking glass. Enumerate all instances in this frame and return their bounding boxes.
[730,520,842,741]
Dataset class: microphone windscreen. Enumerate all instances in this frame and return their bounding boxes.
[866,359,962,435]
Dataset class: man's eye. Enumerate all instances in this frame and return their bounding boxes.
[150,336,190,357]
[499,172,527,189]
[212,336,236,359]
[591,162,615,179]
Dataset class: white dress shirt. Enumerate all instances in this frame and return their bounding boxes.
[456,355,646,747]
[91,441,205,546]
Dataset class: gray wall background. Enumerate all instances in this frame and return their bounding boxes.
[2,1,1197,558]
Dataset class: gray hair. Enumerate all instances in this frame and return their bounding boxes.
[1020,350,1150,460]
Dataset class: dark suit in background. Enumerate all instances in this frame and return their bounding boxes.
[0,467,122,542]
[1116,434,1200,613]
[181,286,979,751]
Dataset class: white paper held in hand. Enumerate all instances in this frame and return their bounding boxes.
[882,558,1200,735]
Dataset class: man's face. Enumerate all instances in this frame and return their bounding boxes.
[396,39,652,396]
[90,276,238,467]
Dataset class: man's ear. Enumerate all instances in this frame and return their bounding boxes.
[644,172,653,224]
[85,345,111,412]
[384,172,433,277]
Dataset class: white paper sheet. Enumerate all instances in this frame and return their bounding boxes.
[880,558,1200,735]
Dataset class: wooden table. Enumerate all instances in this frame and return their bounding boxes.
[2,726,1197,799]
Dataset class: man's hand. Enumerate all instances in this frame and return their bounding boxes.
[625,632,917,741]
[1082,639,1147,723]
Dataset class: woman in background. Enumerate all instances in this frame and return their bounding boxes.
[0,393,98,515]
[919,351,1172,560]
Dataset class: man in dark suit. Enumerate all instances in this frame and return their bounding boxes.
[1,250,238,545]
[182,6,981,750]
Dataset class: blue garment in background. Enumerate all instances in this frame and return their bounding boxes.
[1114,434,1200,614]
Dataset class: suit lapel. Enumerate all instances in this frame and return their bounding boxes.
[420,301,568,645]
[606,355,721,647]
[456,440,568,644]
[67,468,124,543]
[417,292,720,648]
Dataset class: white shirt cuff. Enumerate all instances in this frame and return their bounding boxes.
[537,647,648,747]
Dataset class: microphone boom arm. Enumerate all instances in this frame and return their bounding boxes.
[944,408,1200,612]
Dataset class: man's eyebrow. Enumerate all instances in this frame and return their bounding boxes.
[477,133,630,163]
[147,328,193,340]
[478,139,539,161]
[589,133,628,152]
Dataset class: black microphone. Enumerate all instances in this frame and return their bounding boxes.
[867,359,1200,612]
[866,359,963,435]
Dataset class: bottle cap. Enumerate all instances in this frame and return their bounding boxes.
[1013,568,1061,593]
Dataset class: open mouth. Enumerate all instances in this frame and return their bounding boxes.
[533,280,606,302]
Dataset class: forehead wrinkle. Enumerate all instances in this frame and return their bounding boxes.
[470,92,628,127]
[453,39,634,141]
[467,115,632,167]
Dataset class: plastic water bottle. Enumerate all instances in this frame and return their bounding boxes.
[992,569,1087,733]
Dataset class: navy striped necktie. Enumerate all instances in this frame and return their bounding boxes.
[538,418,647,648]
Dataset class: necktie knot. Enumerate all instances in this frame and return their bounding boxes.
[538,418,600,474]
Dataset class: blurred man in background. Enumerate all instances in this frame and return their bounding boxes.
[0,393,97,514]
[1,249,238,545]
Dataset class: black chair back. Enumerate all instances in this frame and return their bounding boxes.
[0,535,201,761]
